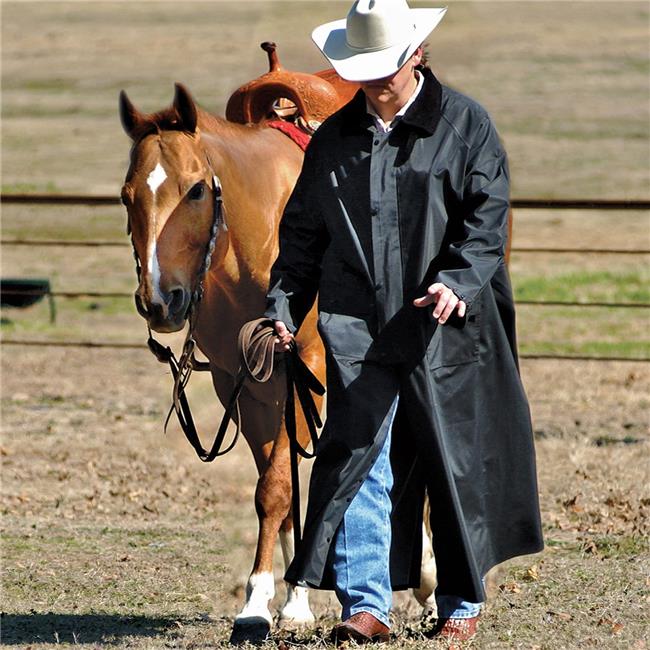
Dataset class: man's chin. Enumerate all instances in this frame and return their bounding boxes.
[364,89,393,104]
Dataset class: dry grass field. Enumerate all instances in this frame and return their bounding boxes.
[2,1,649,649]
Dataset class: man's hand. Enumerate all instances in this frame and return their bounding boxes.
[273,320,295,352]
[413,283,467,324]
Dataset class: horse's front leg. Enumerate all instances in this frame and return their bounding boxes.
[277,514,315,627]
[276,343,324,627]
[210,369,279,642]
[413,496,438,616]
[237,390,317,631]
[240,407,315,629]
[225,381,306,642]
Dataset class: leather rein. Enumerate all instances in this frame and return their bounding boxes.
[127,156,324,545]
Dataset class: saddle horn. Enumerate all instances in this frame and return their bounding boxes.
[226,42,342,126]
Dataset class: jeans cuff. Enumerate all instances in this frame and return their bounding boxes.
[347,607,391,628]
[436,597,482,620]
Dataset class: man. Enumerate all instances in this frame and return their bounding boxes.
[265,0,543,644]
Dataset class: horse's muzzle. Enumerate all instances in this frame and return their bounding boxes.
[135,286,190,333]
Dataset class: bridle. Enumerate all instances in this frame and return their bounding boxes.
[128,153,234,456]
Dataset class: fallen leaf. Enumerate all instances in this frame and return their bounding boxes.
[499,581,521,593]
[597,618,623,634]
[525,565,540,581]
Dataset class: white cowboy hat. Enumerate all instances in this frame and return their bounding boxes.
[312,0,447,82]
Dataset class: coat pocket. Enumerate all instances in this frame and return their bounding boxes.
[426,310,480,370]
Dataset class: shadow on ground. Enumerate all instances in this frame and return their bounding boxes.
[0,612,184,645]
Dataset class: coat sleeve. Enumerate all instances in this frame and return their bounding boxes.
[264,145,329,334]
[435,115,510,311]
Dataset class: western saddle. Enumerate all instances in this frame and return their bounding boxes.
[226,42,359,133]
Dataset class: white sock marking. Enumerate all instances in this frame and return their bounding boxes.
[278,530,314,625]
[235,572,274,624]
[279,584,314,625]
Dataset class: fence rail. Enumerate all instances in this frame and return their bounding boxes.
[3,239,649,255]
[3,193,650,210]
[3,193,649,363]
[1,338,646,363]
[2,287,649,310]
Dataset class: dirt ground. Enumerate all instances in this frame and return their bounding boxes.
[2,1,649,649]
[2,348,648,648]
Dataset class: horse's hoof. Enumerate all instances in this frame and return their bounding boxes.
[229,617,271,645]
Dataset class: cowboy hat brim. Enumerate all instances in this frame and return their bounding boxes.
[312,7,447,82]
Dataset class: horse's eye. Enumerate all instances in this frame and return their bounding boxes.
[188,182,205,201]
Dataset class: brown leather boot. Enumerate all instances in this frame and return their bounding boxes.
[331,612,390,645]
[435,615,479,641]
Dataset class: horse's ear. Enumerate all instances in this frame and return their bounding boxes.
[173,83,198,133]
[119,90,145,139]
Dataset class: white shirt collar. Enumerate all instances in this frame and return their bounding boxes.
[366,70,424,134]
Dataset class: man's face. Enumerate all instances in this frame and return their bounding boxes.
[359,47,423,106]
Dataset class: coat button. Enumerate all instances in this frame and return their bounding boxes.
[373,139,379,146]
[370,207,378,216]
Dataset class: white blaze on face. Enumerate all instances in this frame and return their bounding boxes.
[147,239,167,314]
[145,161,168,311]
[146,162,167,197]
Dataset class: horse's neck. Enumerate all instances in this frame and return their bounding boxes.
[196,110,303,311]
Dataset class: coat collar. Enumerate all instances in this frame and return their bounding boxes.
[340,67,443,136]
[400,67,443,135]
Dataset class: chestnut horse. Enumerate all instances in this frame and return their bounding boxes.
[120,84,327,635]
[119,77,446,639]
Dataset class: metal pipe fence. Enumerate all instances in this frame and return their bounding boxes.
[3,239,649,255]
[2,338,646,363]
[3,193,650,210]
[3,288,650,310]
[2,193,649,362]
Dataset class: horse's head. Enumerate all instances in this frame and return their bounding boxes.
[120,84,224,333]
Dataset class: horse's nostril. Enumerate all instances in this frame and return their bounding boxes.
[168,288,187,316]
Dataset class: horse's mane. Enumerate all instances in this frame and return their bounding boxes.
[130,106,243,144]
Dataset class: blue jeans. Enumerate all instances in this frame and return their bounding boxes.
[331,395,482,626]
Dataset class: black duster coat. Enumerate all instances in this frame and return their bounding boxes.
[265,68,543,603]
